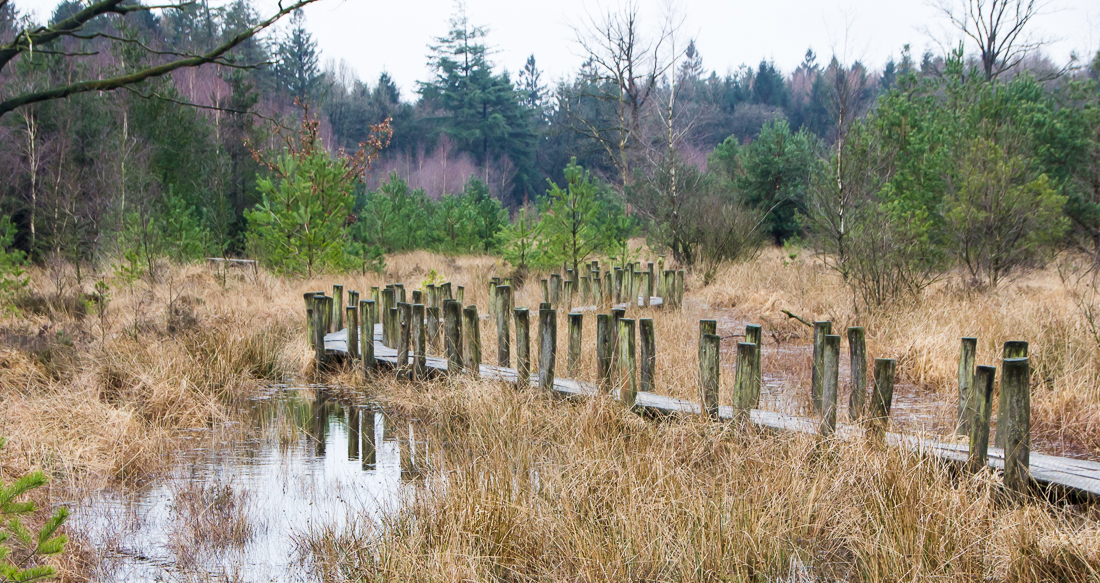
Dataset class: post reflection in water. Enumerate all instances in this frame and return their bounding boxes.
[362,409,377,470]
[347,407,360,460]
[72,389,427,583]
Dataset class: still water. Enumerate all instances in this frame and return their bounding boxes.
[71,389,423,582]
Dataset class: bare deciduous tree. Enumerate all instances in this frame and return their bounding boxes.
[0,0,321,118]
[567,1,675,188]
[933,0,1049,81]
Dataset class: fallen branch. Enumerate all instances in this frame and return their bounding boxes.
[781,309,813,329]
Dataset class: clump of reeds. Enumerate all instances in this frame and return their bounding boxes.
[303,375,1100,582]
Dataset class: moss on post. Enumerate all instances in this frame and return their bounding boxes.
[538,306,557,392]
[995,341,1028,449]
[820,334,841,436]
[956,337,978,435]
[463,305,481,377]
[640,318,655,393]
[848,327,867,421]
[967,365,996,473]
[443,300,463,375]
[868,359,896,447]
[811,321,833,414]
[699,332,720,419]
[568,312,583,377]
[1002,357,1031,495]
[515,307,531,389]
[618,318,637,407]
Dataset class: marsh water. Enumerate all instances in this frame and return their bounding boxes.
[70,389,423,582]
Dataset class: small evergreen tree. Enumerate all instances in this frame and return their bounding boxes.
[0,437,69,582]
[0,218,27,310]
[246,107,390,276]
[538,159,619,273]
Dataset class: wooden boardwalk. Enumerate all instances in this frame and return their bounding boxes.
[324,323,1100,499]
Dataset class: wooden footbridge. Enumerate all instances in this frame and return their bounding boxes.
[304,266,1100,500]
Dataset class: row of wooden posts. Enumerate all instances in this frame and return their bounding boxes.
[530,258,687,310]
[305,279,1033,495]
[804,321,1032,493]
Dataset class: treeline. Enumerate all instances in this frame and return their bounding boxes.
[1,1,1100,308]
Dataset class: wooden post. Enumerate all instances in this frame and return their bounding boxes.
[640,318,655,393]
[360,300,375,371]
[309,306,322,368]
[397,302,412,376]
[603,271,612,305]
[550,274,561,308]
[321,295,333,334]
[656,259,665,297]
[646,262,654,307]
[820,334,841,436]
[597,314,612,389]
[456,285,464,306]
[699,320,717,386]
[567,312,583,377]
[381,288,395,348]
[444,299,463,375]
[676,270,685,307]
[848,327,867,420]
[395,283,406,304]
[515,307,531,389]
[966,365,996,473]
[995,341,1028,449]
[733,342,757,418]
[371,286,380,308]
[496,285,511,367]
[347,306,360,360]
[540,279,550,304]
[348,290,360,315]
[333,284,344,331]
[611,308,625,368]
[699,332,720,419]
[811,321,833,414]
[441,282,452,300]
[593,276,604,308]
[746,324,762,406]
[564,281,574,312]
[413,303,426,379]
[426,284,437,308]
[538,306,557,391]
[412,290,422,305]
[426,306,441,354]
[613,268,623,304]
[868,359,896,446]
[304,292,316,351]
[1002,357,1031,494]
[580,276,590,304]
[618,318,637,406]
[388,307,399,353]
[957,337,978,435]
[463,305,481,377]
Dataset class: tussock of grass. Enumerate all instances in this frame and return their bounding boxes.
[305,377,1100,582]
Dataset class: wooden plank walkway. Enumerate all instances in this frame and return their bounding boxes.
[324,324,1100,499]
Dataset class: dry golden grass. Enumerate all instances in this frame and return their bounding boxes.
[303,376,1100,582]
[4,246,1100,579]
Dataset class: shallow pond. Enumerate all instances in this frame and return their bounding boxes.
[70,389,423,582]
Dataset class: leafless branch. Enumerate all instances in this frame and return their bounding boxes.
[0,0,320,118]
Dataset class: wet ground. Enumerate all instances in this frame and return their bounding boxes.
[708,306,1096,460]
[70,389,423,582]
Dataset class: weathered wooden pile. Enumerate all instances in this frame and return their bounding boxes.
[302,263,1100,500]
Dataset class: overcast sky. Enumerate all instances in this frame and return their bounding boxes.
[15,0,1100,99]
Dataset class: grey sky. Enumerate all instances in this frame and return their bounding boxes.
[14,0,1100,99]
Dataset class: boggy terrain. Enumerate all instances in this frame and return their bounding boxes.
[2,248,1100,580]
